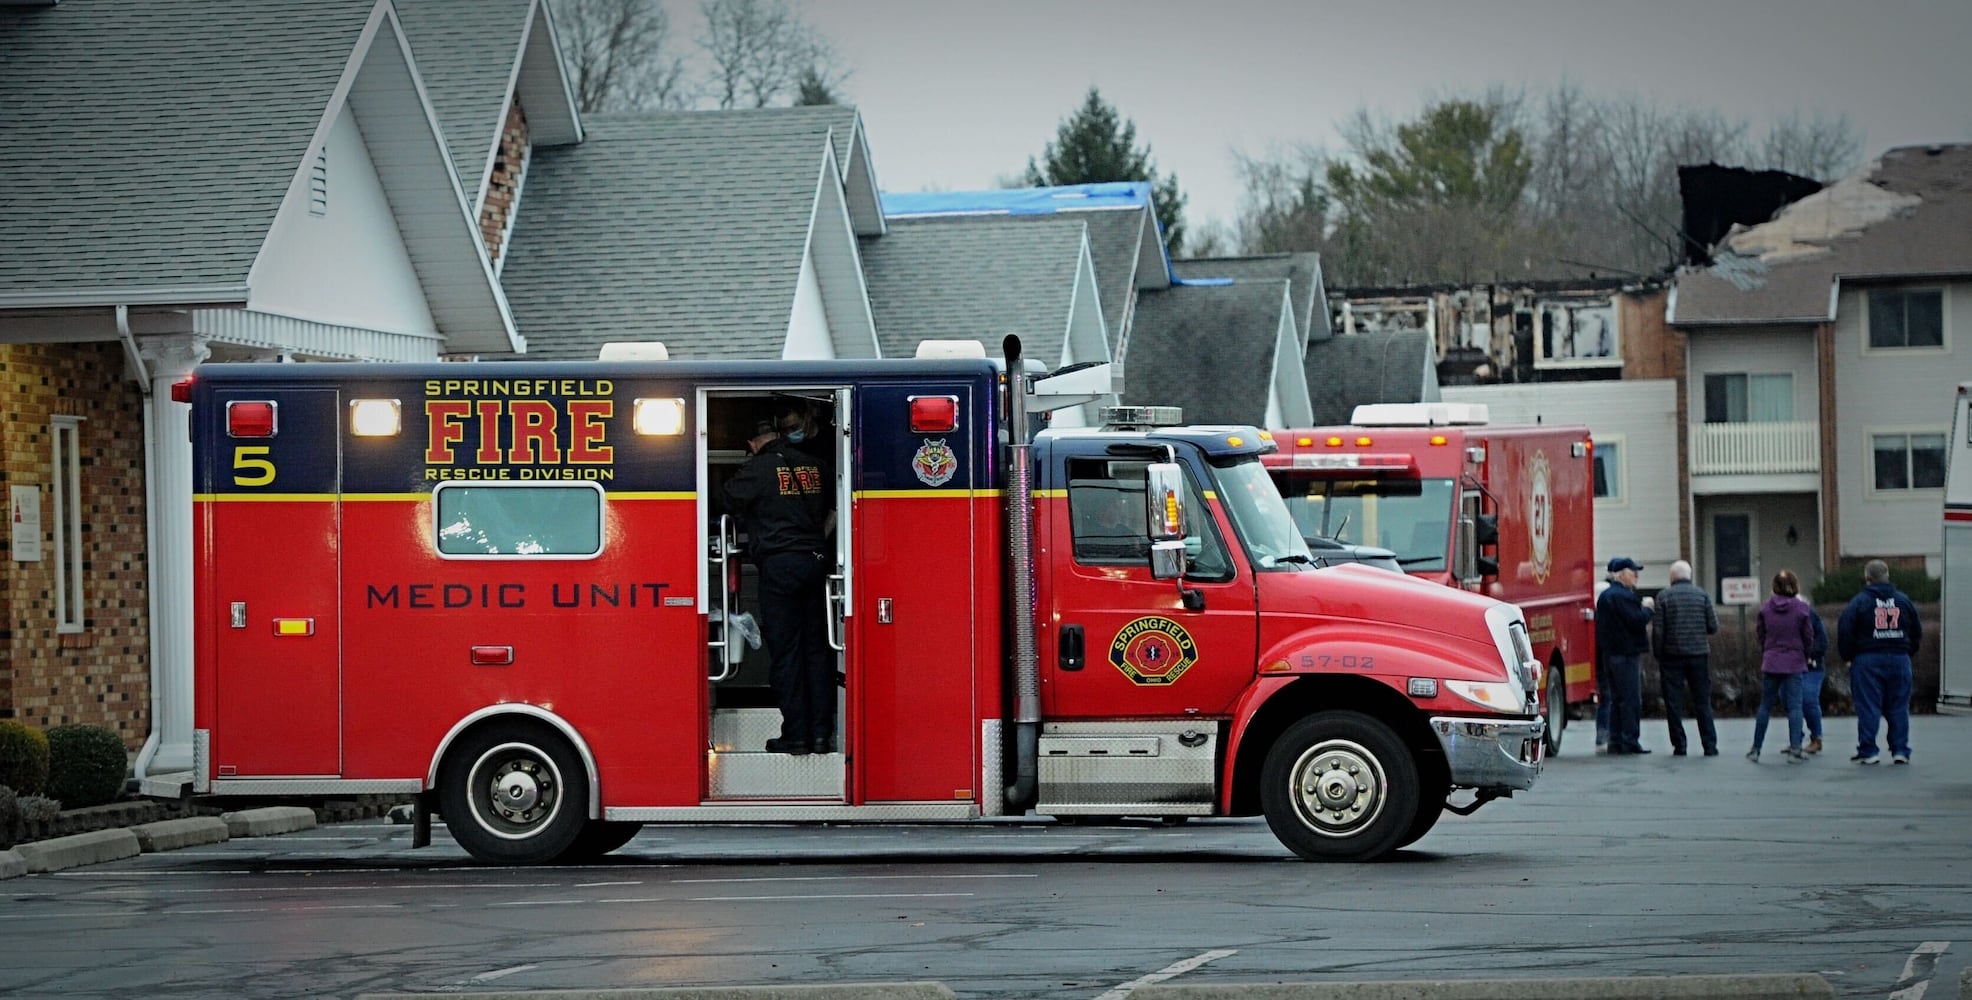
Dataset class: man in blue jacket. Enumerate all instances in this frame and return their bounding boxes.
[1595,557,1655,754]
[1837,559,1923,765]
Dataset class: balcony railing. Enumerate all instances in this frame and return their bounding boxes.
[1691,420,1820,475]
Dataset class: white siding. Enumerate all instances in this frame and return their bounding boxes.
[1442,380,1679,589]
[1834,281,1968,564]
[248,109,438,338]
[1685,325,1819,425]
[783,249,832,359]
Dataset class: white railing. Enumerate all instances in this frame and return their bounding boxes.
[1692,420,1820,475]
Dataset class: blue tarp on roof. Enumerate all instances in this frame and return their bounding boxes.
[881,181,1154,218]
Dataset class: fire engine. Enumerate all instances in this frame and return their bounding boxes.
[1943,381,1972,705]
[1265,404,1596,756]
[176,339,1543,864]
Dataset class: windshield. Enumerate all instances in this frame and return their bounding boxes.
[1211,458,1316,570]
[1277,476,1455,571]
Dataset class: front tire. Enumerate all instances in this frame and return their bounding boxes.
[1260,711,1419,861]
[439,721,589,865]
[560,820,643,861]
[1543,659,1567,757]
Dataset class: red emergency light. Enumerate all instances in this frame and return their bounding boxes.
[227,400,277,438]
[170,377,195,403]
[909,395,958,433]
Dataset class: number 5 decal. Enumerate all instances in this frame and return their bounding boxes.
[233,445,275,487]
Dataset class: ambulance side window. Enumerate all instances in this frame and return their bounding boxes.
[1067,459,1231,580]
[434,483,604,557]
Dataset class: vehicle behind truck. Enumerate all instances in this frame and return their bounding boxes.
[1267,403,1595,755]
[176,339,1542,864]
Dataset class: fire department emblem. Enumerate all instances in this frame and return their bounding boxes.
[911,438,957,487]
[1528,450,1552,584]
[1108,616,1199,686]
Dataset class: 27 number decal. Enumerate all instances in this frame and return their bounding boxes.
[233,445,275,487]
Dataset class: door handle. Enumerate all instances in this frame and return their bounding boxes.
[825,572,847,652]
[1059,624,1084,671]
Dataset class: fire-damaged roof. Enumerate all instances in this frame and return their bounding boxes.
[1670,144,1972,325]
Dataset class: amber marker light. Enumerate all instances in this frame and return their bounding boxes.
[1325,436,1344,447]
[1355,436,1373,447]
[634,397,686,435]
[1429,434,1449,446]
[1296,436,1314,447]
[1226,435,1245,447]
[349,399,402,436]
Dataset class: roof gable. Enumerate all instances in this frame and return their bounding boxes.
[1304,331,1434,425]
[858,216,1091,363]
[1122,280,1291,425]
[1174,252,1328,341]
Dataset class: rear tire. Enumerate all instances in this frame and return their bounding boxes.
[1543,659,1567,757]
[1260,711,1419,861]
[439,720,589,865]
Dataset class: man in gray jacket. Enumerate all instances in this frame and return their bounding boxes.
[1652,559,1720,756]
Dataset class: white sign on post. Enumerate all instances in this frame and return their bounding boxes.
[1721,575,1760,606]
[11,484,42,562]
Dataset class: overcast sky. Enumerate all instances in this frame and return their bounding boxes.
[750,0,1972,238]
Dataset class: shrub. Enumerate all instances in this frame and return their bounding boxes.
[0,721,50,795]
[1812,565,1940,604]
[0,784,16,846]
[45,724,129,808]
[17,794,61,823]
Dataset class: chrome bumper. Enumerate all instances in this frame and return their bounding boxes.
[1429,715,1544,790]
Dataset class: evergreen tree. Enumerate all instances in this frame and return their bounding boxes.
[1024,87,1188,254]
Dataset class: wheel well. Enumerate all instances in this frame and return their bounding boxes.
[1229,675,1446,816]
[427,707,601,820]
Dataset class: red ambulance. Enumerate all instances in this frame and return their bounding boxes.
[178,341,1543,864]
[1266,404,1597,755]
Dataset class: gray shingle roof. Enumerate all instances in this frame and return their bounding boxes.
[393,0,535,193]
[1121,281,1288,426]
[0,0,375,297]
[499,110,843,360]
[1304,331,1433,425]
[1173,252,1326,340]
[858,216,1086,362]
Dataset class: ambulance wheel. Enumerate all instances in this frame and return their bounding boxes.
[559,821,642,861]
[1396,784,1449,850]
[439,721,588,865]
[1260,711,1418,862]
[1543,662,1567,757]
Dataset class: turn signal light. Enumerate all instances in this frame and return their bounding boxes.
[909,395,958,433]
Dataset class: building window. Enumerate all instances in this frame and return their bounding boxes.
[1535,299,1621,368]
[1592,439,1623,502]
[1866,289,1943,349]
[52,416,84,633]
[1703,372,1793,423]
[433,483,604,558]
[1870,431,1947,492]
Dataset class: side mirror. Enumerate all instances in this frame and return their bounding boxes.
[1474,513,1499,547]
[1476,555,1500,577]
[1150,539,1186,580]
[1144,463,1185,541]
[1455,516,1477,582]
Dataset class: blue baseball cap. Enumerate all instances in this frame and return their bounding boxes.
[1607,556,1644,574]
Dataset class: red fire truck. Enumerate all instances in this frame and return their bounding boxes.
[1265,404,1596,756]
[177,340,1543,864]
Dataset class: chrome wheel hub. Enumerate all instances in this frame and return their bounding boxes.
[1290,739,1386,837]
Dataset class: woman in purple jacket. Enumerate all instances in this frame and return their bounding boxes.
[1750,570,1815,763]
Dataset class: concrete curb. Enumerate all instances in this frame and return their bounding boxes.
[221,806,317,838]
[13,829,142,874]
[1132,974,1835,999]
[0,849,25,880]
[356,986,958,999]
[131,816,231,852]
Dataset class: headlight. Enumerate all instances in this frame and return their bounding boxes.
[1444,678,1527,713]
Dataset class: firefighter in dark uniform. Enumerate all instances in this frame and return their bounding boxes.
[723,418,835,754]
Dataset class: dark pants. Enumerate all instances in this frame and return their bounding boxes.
[757,551,835,746]
[1605,653,1644,752]
[1752,672,1804,752]
[1851,652,1913,759]
[1658,653,1718,754]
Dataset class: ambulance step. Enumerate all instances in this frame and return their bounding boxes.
[1035,721,1217,816]
[709,748,844,799]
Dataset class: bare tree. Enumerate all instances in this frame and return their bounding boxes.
[553,0,691,113]
[1761,112,1863,180]
[700,0,845,110]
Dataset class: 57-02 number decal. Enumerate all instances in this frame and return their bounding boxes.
[1298,652,1375,670]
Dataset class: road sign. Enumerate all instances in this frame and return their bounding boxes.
[1721,575,1759,606]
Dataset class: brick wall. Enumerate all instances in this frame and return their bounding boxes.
[0,342,151,747]
[479,95,531,266]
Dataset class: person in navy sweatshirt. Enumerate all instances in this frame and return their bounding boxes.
[1837,559,1924,765]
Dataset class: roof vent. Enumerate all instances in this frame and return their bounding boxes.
[915,340,987,359]
[598,342,670,361]
[1349,402,1489,427]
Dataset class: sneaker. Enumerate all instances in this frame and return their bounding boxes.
[1783,747,1807,763]
[1745,749,1760,762]
[1893,754,1910,765]
[1852,754,1879,765]
[1805,737,1823,755]
[1595,743,1609,755]
[1671,747,1687,757]
[1703,748,1720,757]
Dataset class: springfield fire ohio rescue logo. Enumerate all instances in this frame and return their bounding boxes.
[912,438,957,487]
[1527,450,1553,584]
[422,378,617,481]
[1109,616,1199,686]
